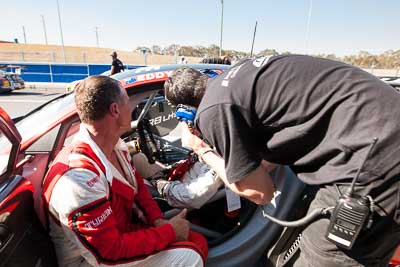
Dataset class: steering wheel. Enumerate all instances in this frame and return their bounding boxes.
[137,118,160,164]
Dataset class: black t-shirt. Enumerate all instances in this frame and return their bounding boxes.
[195,55,400,185]
[111,58,124,74]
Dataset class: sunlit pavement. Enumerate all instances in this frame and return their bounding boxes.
[0,83,67,118]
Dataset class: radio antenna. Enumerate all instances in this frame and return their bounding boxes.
[250,21,258,57]
[346,137,378,196]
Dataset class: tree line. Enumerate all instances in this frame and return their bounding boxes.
[136,45,400,69]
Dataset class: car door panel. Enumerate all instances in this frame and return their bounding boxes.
[20,153,51,224]
[0,175,57,267]
[0,107,58,266]
[17,123,66,225]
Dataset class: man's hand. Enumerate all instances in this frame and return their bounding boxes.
[168,209,190,241]
[181,122,210,154]
[153,218,169,227]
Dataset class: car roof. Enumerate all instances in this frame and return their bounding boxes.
[117,64,229,94]
[114,63,229,80]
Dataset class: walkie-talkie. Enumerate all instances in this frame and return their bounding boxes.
[325,137,378,250]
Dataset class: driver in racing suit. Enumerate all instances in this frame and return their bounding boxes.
[42,75,207,267]
[131,151,223,209]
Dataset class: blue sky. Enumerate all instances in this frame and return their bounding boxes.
[1,0,398,57]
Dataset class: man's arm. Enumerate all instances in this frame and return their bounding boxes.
[131,152,166,178]
[181,123,276,205]
[50,170,177,262]
[110,65,117,75]
[131,157,190,241]
[199,147,275,205]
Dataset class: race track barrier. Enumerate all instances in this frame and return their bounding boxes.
[0,62,144,83]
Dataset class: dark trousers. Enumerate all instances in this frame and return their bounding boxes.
[293,177,400,267]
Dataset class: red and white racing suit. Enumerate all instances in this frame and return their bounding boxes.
[42,125,207,267]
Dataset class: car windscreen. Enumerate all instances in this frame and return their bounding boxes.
[0,94,75,152]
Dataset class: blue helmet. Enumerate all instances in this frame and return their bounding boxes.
[175,104,197,125]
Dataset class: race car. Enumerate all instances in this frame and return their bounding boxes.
[0,70,13,93]
[7,72,25,90]
[380,76,400,92]
[0,64,398,266]
[0,65,26,91]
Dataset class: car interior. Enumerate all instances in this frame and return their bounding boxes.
[0,79,351,267]
[0,81,263,266]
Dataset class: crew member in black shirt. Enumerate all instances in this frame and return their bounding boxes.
[164,56,400,267]
[110,51,125,75]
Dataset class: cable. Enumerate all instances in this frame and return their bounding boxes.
[262,206,334,227]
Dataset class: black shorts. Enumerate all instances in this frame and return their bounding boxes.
[293,177,400,267]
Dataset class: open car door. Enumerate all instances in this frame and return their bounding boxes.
[0,107,57,267]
